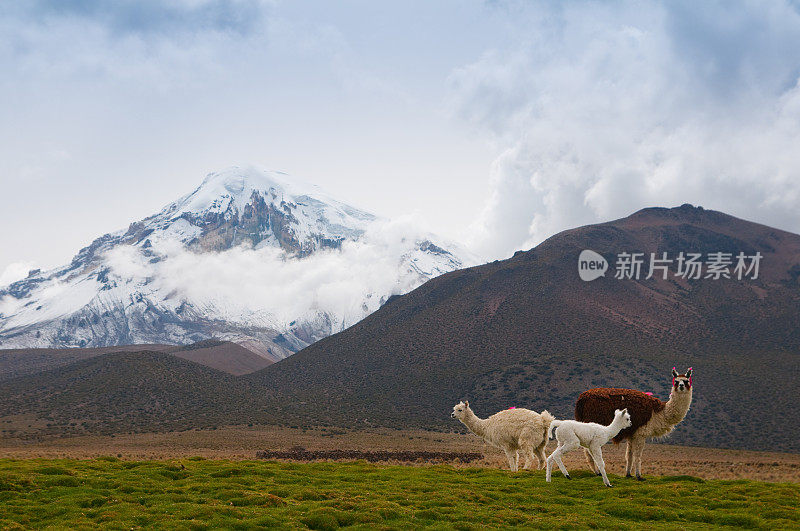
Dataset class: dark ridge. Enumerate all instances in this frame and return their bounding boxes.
[0,350,271,436]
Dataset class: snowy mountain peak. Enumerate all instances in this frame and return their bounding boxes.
[0,166,475,359]
[173,166,340,217]
[140,165,376,256]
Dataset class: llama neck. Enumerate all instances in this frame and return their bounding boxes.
[664,388,693,425]
[604,416,627,440]
[461,408,488,438]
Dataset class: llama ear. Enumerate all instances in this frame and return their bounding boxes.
[671,367,679,378]
[464,400,469,407]
[686,368,693,378]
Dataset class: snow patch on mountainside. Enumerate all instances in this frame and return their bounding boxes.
[0,166,478,359]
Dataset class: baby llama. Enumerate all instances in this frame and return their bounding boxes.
[451,401,554,472]
[546,408,632,487]
[575,367,693,480]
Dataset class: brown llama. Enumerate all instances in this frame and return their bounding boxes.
[574,367,693,480]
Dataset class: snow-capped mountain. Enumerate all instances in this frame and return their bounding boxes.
[0,166,476,360]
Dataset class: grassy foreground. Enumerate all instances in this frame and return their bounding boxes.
[0,458,798,529]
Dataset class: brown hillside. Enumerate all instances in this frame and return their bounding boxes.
[246,205,800,452]
[170,340,274,375]
[0,340,272,380]
[0,351,253,436]
[0,344,174,381]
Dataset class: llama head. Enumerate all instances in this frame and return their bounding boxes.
[614,408,632,429]
[451,400,469,419]
[671,367,693,393]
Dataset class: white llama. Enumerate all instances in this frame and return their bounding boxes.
[451,401,555,472]
[546,408,632,487]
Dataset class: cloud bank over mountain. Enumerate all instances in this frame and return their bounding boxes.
[450,1,800,258]
[101,214,460,328]
[4,1,800,268]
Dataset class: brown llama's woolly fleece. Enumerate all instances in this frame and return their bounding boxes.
[575,388,665,443]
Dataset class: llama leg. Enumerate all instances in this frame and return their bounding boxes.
[553,439,579,479]
[520,426,545,470]
[588,444,612,487]
[522,443,539,470]
[584,448,600,475]
[545,446,559,482]
[503,448,518,472]
[535,440,547,470]
[527,448,539,470]
[625,440,634,478]
[546,445,570,481]
[633,439,647,480]
[519,446,531,470]
[518,428,535,470]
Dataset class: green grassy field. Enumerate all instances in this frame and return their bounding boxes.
[0,458,798,529]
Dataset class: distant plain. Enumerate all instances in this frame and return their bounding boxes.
[1,426,797,483]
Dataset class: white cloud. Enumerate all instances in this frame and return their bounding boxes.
[0,261,37,289]
[5,0,800,270]
[451,1,800,259]
[102,216,456,330]
[0,1,498,274]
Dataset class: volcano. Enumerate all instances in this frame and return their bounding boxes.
[0,166,474,360]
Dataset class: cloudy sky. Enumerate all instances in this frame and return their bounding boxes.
[3,0,800,283]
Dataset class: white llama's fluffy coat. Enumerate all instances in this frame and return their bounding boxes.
[546,409,632,487]
[451,401,554,472]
